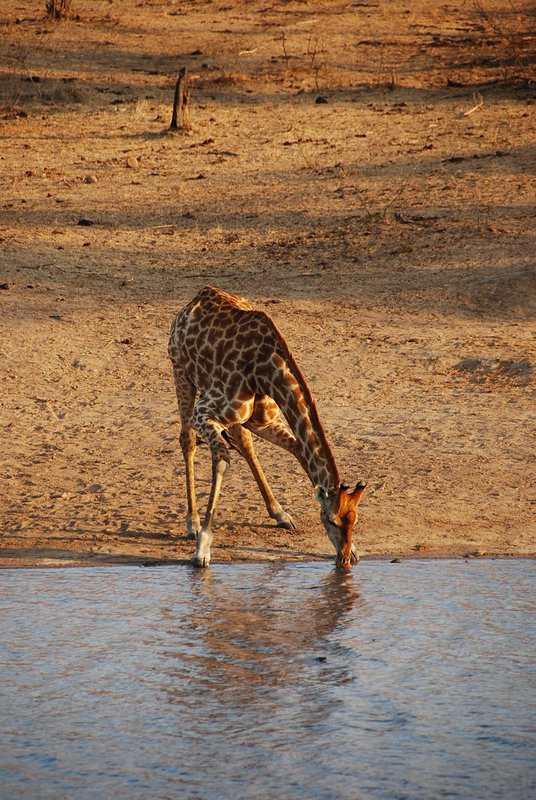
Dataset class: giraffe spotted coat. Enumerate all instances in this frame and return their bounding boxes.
[168,286,365,567]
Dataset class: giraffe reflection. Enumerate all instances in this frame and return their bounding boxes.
[169,287,366,568]
[163,565,364,708]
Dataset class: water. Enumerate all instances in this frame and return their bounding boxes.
[1,560,534,800]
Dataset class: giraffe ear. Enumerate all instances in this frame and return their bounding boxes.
[350,482,366,504]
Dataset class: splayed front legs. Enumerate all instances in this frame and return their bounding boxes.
[175,392,295,566]
[189,422,296,567]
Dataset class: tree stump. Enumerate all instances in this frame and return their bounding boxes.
[46,0,73,19]
[170,67,191,132]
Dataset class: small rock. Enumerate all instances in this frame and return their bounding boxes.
[316,656,327,663]
[126,156,139,169]
[84,174,98,184]
[86,484,103,493]
[0,283,9,290]
[119,337,133,345]
[315,95,328,104]
[391,558,402,563]
[78,218,93,226]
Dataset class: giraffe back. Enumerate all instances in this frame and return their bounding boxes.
[169,286,263,395]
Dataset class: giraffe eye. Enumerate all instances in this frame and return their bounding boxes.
[328,517,338,527]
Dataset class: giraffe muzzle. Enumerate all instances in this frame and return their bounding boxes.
[336,551,353,569]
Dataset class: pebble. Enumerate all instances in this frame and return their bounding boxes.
[84,174,98,184]
[126,156,139,169]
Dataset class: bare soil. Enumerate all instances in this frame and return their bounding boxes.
[1,0,535,568]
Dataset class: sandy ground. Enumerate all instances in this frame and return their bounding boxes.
[1,0,535,568]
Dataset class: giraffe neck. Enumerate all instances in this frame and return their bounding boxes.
[278,371,339,490]
[256,338,340,492]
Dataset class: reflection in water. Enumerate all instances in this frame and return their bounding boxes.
[161,565,363,736]
[1,561,535,800]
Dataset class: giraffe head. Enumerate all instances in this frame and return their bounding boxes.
[316,482,366,568]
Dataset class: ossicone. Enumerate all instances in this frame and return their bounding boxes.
[350,482,366,503]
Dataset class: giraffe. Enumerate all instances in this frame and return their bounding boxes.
[168,286,366,568]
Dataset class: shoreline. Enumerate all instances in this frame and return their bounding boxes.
[1,551,533,570]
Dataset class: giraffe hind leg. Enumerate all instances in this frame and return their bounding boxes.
[229,424,296,530]
[172,366,201,540]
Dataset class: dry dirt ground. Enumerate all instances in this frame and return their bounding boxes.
[1,0,535,568]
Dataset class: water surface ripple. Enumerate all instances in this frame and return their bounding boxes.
[1,560,534,799]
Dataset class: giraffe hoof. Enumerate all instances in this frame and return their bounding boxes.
[191,554,210,568]
[185,516,201,540]
[275,513,297,530]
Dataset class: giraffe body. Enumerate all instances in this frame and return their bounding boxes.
[168,286,365,567]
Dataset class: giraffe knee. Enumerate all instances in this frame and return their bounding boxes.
[212,444,231,465]
[202,428,232,465]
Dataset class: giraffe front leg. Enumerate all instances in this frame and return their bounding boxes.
[229,424,296,530]
[192,458,228,567]
[245,398,304,528]
[247,411,309,476]
[190,412,232,568]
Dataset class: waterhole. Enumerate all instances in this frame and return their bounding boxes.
[1,560,534,799]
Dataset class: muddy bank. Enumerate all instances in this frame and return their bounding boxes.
[1,0,534,568]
